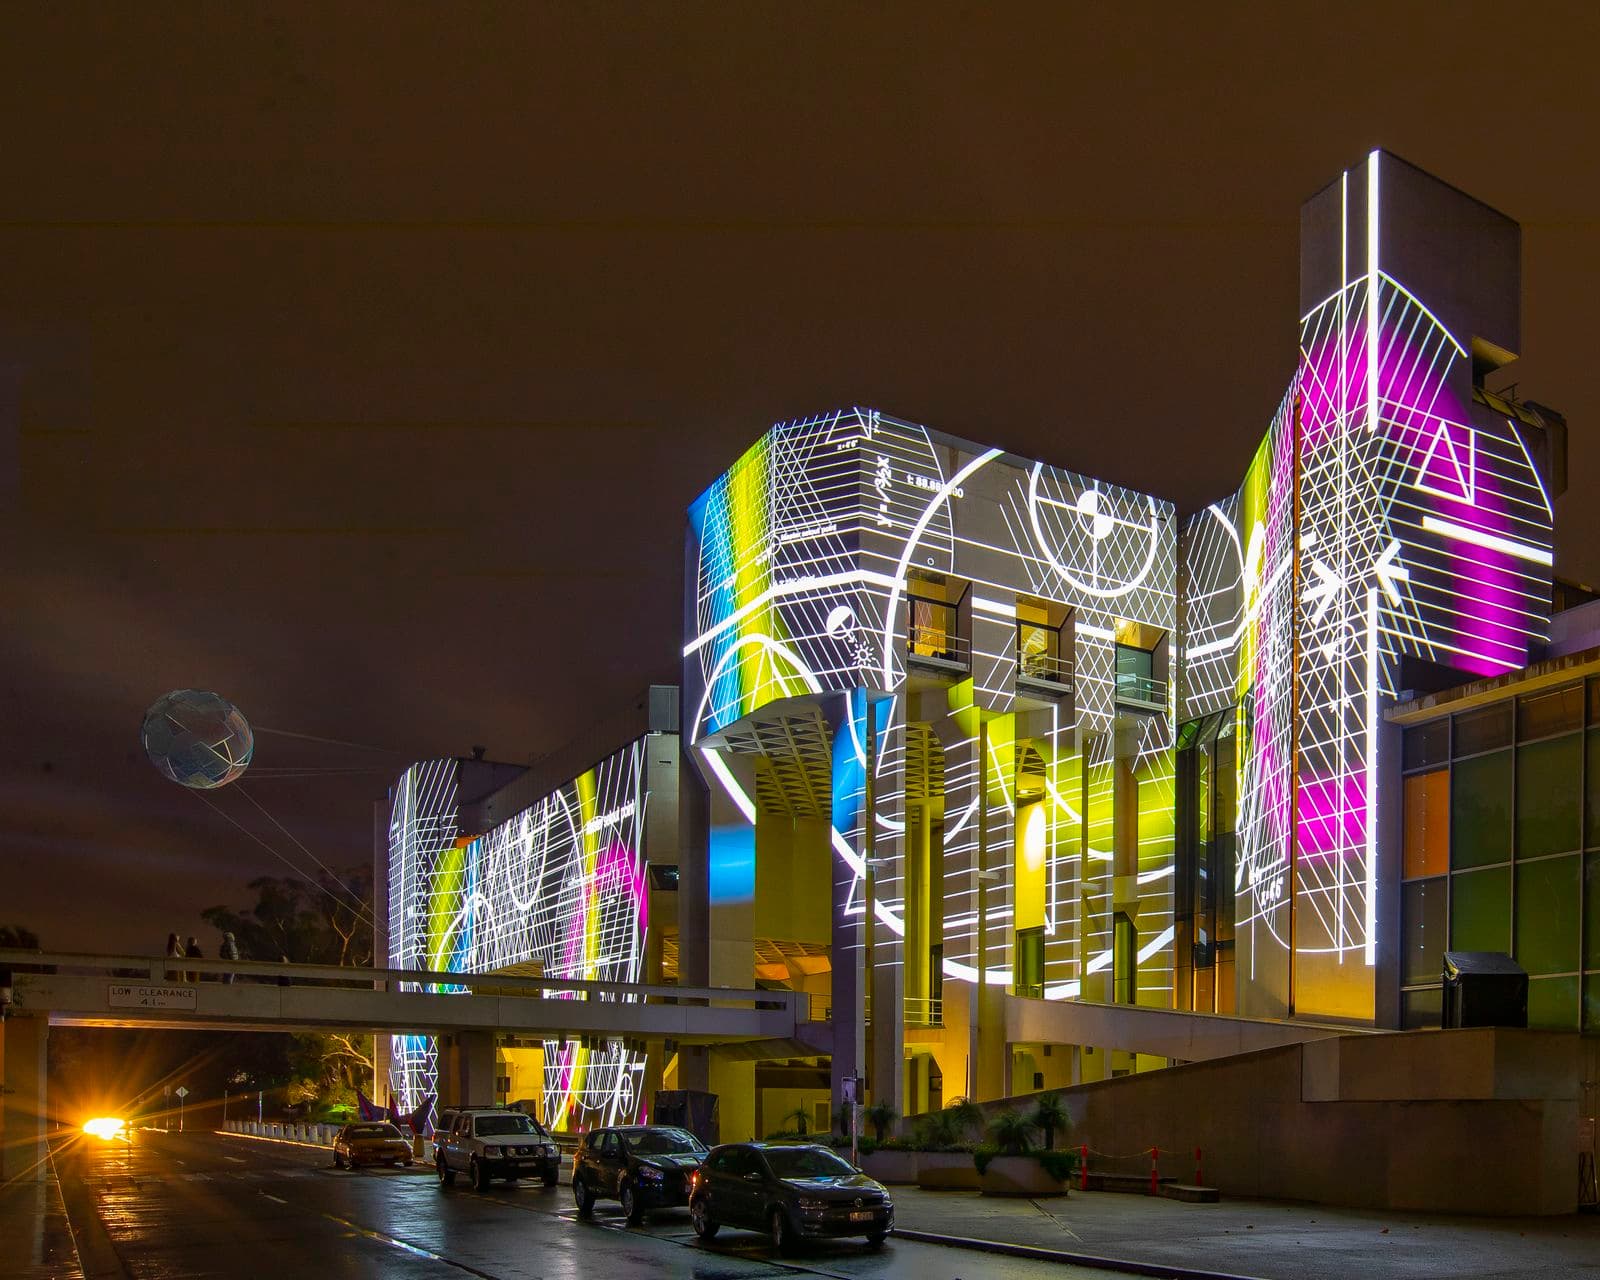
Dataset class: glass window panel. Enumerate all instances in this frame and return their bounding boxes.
[1450,866,1510,954]
[1514,854,1579,976]
[1454,703,1513,757]
[1586,854,1600,971]
[1403,720,1449,773]
[1401,877,1447,986]
[1586,974,1600,1034]
[1526,974,1579,1031]
[1586,728,1600,850]
[1401,986,1442,1030]
[1451,750,1512,869]
[1588,676,1600,726]
[1517,685,1584,741]
[1515,734,1581,859]
[1403,771,1449,879]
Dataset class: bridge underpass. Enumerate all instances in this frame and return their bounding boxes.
[0,949,814,1183]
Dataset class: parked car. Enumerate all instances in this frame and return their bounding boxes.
[571,1125,708,1222]
[435,1107,560,1191]
[332,1121,414,1169]
[689,1142,892,1253]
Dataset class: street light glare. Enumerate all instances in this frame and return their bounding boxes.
[83,1117,126,1141]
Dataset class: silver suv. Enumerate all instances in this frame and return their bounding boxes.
[435,1108,560,1191]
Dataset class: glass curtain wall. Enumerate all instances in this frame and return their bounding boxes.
[1175,711,1238,1013]
[1400,677,1600,1030]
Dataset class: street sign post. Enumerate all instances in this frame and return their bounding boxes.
[175,1086,188,1132]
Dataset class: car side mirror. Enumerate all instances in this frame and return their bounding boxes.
[744,1171,763,1182]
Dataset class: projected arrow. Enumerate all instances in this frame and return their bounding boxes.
[1373,539,1409,606]
[1302,559,1342,623]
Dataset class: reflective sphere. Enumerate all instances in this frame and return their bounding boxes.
[141,689,253,789]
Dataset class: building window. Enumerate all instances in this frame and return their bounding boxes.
[1115,645,1162,709]
[1113,913,1137,1004]
[1014,928,1044,1000]
[1402,719,1449,772]
[1401,877,1447,987]
[1515,854,1580,976]
[906,575,970,668]
[1517,684,1583,741]
[1516,734,1582,859]
[1453,703,1512,757]
[1450,865,1510,955]
[1403,771,1449,880]
[1450,750,1511,869]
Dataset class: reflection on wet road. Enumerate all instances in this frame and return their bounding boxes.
[59,1129,1122,1279]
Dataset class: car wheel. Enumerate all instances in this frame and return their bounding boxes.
[437,1158,455,1189]
[690,1197,718,1240]
[332,1152,345,1170]
[620,1179,641,1224]
[769,1206,796,1255]
[542,1170,558,1188]
[573,1175,596,1215]
[470,1158,491,1192]
[865,1231,888,1248]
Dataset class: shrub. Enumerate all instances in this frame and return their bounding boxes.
[988,1108,1034,1154]
[944,1098,984,1143]
[864,1101,897,1143]
[1027,1093,1069,1150]
[784,1105,811,1136]
[1038,1148,1078,1182]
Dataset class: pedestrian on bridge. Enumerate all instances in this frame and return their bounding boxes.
[219,931,239,983]
[184,936,202,982]
[165,932,181,975]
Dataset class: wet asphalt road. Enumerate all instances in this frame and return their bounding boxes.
[58,1128,1123,1279]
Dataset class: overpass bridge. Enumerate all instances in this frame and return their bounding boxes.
[0,949,812,1183]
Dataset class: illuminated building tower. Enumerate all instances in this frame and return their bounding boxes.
[1176,152,1560,1024]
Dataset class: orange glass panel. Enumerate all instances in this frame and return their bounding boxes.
[1403,770,1449,879]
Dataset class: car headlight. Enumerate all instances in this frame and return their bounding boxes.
[484,1148,504,1159]
[543,1145,557,1157]
[796,1196,825,1209]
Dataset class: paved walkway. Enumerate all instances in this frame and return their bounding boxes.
[0,1162,84,1279]
[888,1185,1600,1280]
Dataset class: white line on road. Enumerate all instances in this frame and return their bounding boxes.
[223,1156,245,1163]
[259,1193,287,1205]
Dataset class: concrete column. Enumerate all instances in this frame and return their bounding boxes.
[1,1014,48,1183]
[439,1030,497,1109]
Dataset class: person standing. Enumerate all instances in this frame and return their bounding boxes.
[165,932,182,980]
[219,931,240,984]
[184,936,202,983]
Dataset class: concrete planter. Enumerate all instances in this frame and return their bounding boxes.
[915,1151,982,1190]
[861,1150,920,1184]
[979,1155,1069,1198]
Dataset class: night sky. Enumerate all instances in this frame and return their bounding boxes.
[4,4,1598,956]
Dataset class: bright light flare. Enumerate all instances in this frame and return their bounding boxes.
[83,1117,127,1141]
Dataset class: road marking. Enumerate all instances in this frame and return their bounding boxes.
[223,1156,245,1163]
[259,1193,287,1205]
[320,1213,499,1278]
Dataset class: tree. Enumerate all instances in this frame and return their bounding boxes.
[201,866,373,968]
[784,1105,810,1136]
[1027,1092,1069,1150]
[989,1109,1034,1154]
[864,1100,896,1143]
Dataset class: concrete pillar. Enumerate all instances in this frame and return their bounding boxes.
[1,1014,48,1183]
[439,1031,497,1108]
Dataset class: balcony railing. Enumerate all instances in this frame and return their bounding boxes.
[1115,672,1168,710]
[1018,652,1075,694]
[906,595,970,672]
[904,995,944,1028]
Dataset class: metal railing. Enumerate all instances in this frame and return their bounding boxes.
[1018,652,1075,692]
[904,995,944,1028]
[1115,673,1168,709]
[906,596,969,670]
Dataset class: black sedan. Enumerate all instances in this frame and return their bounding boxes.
[571,1125,708,1223]
[689,1142,892,1253]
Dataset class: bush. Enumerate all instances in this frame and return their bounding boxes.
[944,1098,984,1143]
[864,1101,896,1143]
[1027,1093,1070,1150]
[1038,1149,1078,1182]
[988,1108,1034,1155]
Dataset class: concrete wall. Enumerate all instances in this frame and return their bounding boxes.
[974,1027,1584,1216]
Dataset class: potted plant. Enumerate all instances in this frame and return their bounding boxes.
[975,1109,1071,1196]
[910,1101,982,1190]
[864,1100,896,1143]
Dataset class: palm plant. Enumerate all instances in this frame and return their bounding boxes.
[784,1105,810,1136]
[1027,1092,1069,1150]
[988,1108,1034,1155]
[944,1098,984,1143]
[864,1100,897,1143]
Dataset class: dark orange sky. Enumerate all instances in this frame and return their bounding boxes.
[3,3,1598,953]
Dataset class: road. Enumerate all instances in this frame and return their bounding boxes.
[56,1128,1126,1280]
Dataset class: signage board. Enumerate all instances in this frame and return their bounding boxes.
[108,983,197,1011]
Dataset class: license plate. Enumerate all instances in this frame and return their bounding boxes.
[848,1210,874,1222]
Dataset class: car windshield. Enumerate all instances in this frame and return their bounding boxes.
[623,1129,705,1156]
[348,1124,401,1140]
[762,1147,857,1180]
[474,1114,541,1137]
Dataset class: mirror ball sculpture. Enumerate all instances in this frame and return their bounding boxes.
[141,689,254,789]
